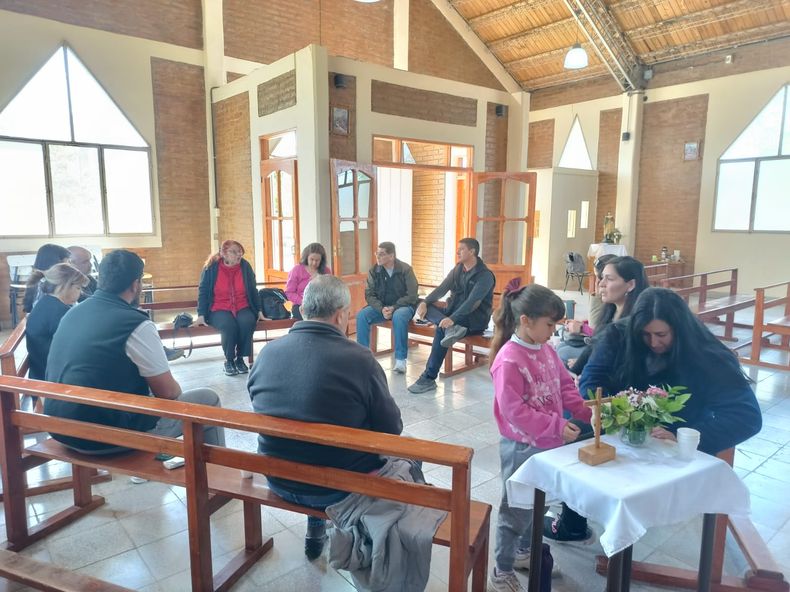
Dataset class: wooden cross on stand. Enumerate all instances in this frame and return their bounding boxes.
[578,387,616,466]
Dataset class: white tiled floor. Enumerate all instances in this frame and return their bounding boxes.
[1,298,789,591]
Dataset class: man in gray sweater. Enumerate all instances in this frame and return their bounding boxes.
[248,274,403,560]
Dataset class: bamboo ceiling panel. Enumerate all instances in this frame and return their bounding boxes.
[448,0,790,90]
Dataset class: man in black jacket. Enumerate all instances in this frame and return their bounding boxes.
[355,241,418,374]
[408,237,495,394]
[248,274,403,560]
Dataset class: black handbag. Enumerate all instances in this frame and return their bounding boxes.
[258,288,290,320]
[171,312,194,358]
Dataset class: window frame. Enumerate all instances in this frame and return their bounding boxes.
[0,44,155,239]
[712,84,790,234]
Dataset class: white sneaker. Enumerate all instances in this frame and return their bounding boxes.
[393,359,407,374]
[488,569,525,592]
[129,476,148,484]
[513,548,561,577]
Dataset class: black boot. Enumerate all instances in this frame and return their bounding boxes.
[304,521,327,560]
[544,503,592,542]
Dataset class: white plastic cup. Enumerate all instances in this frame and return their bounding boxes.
[676,428,700,460]
[240,470,254,479]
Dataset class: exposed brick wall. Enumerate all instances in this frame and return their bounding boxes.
[485,102,508,171]
[371,81,477,126]
[530,76,621,111]
[137,59,211,289]
[595,108,622,242]
[213,92,255,265]
[409,0,503,90]
[635,95,708,272]
[223,0,392,67]
[0,0,203,49]
[257,71,296,117]
[410,144,448,286]
[329,73,356,161]
[527,119,554,168]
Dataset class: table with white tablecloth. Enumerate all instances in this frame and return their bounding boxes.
[506,435,750,592]
[588,243,628,260]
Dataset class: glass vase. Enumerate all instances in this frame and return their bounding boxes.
[620,425,648,447]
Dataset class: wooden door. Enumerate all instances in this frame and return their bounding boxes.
[261,158,300,282]
[330,159,377,334]
[470,172,537,294]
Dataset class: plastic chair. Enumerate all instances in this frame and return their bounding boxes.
[564,252,591,294]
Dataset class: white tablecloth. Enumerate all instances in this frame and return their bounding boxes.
[506,435,750,557]
[588,243,628,259]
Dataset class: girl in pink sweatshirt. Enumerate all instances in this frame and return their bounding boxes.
[488,280,591,592]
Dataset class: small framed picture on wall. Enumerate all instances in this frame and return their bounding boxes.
[683,141,700,161]
[331,106,350,136]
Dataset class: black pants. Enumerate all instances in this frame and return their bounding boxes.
[291,304,302,320]
[207,308,256,361]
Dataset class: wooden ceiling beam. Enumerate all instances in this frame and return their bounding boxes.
[642,21,790,64]
[627,0,788,42]
[467,0,558,28]
[502,42,597,71]
[523,66,610,90]
[488,17,576,54]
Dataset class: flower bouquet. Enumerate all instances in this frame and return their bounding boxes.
[592,386,691,446]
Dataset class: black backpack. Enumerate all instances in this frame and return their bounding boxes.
[258,288,290,320]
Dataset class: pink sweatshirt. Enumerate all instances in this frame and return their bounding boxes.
[285,264,331,305]
[492,336,591,449]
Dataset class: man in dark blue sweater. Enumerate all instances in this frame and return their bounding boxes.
[248,274,403,560]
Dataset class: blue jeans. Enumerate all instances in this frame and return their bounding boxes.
[420,304,483,381]
[356,305,415,361]
[266,480,349,534]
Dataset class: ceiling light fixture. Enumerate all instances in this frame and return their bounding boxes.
[564,43,589,69]
[354,0,381,3]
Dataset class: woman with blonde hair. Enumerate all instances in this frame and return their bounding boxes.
[26,263,89,381]
[197,240,263,376]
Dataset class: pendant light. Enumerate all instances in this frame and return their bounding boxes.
[564,17,589,70]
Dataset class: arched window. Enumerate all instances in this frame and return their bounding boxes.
[0,45,153,237]
[714,84,790,232]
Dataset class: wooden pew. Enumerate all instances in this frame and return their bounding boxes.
[748,280,790,370]
[370,320,491,378]
[0,376,492,592]
[0,319,110,501]
[661,268,767,343]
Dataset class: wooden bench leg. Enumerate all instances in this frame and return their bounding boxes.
[214,502,272,592]
[183,423,214,592]
[471,530,490,592]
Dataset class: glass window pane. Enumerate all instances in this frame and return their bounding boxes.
[358,222,373,272]
[268,172,280,216]
[580,201,590,229]
[478,180,502,217]
[567,210,577,238]
[714,161,754,230]
[104,149,153,233]
[358,172,371,218]
[282,219,296,271]
[503,221,526,265]
[373,138,397,163]
[0,48,71,141]
[268,131,296,158]
[753,159,790,231]
[270,220,281,269]
[338,172,354,218]
[67,48,147,147]
[281,172,293,218]
[0,141,49,236]
[339,220,356,274]
[49,144,103,235]
[783,88,790,156]
[559,117,593,169]
[475,220,500,263]
[722,89,783,159]
[503,180,526,218]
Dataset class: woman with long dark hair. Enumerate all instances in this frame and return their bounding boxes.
[285,243,331,320]
[550,288,761,542]
[197,240,263,376]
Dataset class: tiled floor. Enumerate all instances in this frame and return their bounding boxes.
[1,295,789,591]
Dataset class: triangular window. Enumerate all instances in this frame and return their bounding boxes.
[0,45,152,238]
[714,85,790,232]
[558,116,593,170]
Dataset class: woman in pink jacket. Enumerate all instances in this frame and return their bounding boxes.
[285,243,331,319]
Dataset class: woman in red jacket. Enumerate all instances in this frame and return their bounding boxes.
[197,240,263,376]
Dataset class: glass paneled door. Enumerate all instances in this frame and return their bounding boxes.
[470,172,537,293]
[261,158,299,282]
[330,159,376,334]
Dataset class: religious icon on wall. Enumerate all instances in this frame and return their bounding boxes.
[331,106,350,136]
[603,212,615,243]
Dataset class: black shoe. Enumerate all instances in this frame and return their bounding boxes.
[234,358,249,374]
[304,535,326,560]
[223,360,238,376]
[543,514,593,542]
